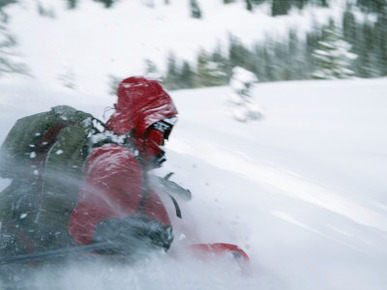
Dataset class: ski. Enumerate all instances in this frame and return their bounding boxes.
[189,242,249,263]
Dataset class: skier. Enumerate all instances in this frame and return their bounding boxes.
[0,76,179,260]
[69,76,178,256]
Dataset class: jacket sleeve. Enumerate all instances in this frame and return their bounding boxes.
[69,144,143,246]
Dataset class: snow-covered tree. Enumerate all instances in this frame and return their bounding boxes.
[375,6,387,75]
[246,0,253,11]
[164,52,181,90]
[144,59,159,76]
[228,67,262,122]
[195,49,227,87]
[179,61,195,89]
[108,74,121,95]
[0,1,16,10]
[312,21,357,80]
[94,0,115,9]
[67,0,77,9]
[272,0,291,16]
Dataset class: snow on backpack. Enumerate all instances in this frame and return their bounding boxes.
[0,105,106,243]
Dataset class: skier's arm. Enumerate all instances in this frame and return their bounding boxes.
[69,144,143,246]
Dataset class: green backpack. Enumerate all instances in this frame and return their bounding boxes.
[0,105,104,248]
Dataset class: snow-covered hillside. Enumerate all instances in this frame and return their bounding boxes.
[1,75,387,290]
[3,0,343,95]
[1,0,387,289]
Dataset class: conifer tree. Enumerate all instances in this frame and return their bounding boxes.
[375,6,387,75]
[195,49,227,87]
[287,29,308,80]
[357,0,384,13]
[312,21,357,79]
[343,5,358,42]
[321,0,328,7]
[94,0,115,8]
[108,75,122,95]
[67,0,77,9]
[190,0,202,19]
[229,36,254,71]
[355,22,378,78]
[294,0,307,9]
[0,0,16,10]
[272,0,291,16]
[246,0,253,11]
[144,58,162,80]
[179,61,195,89]
[164,53,181,90]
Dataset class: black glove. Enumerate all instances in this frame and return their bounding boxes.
[93,216,173,256]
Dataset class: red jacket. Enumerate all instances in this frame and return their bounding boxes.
[69,77,178,246]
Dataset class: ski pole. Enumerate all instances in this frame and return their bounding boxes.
[0,241,119,265]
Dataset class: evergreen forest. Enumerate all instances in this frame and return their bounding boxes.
[1,0,386,90]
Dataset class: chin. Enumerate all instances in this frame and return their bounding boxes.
[148,152,166,169]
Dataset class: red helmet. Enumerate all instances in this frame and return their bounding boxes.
[106,76,178,167]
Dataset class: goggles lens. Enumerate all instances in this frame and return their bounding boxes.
[152,121,172,133]
[151,116,177,140]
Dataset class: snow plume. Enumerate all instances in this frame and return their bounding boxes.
[16,252,268,290]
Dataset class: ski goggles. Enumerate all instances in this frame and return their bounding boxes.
[151,116,178,140]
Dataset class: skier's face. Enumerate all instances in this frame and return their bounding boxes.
[140,118,176,168]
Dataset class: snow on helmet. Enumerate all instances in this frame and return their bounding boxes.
[106,76,178,167]
[106,76,178,136]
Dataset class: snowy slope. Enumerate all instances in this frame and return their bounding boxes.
[3,0,342,96]
[1,0,387,289]
[1,75,387,290]
[160,78,387,290]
